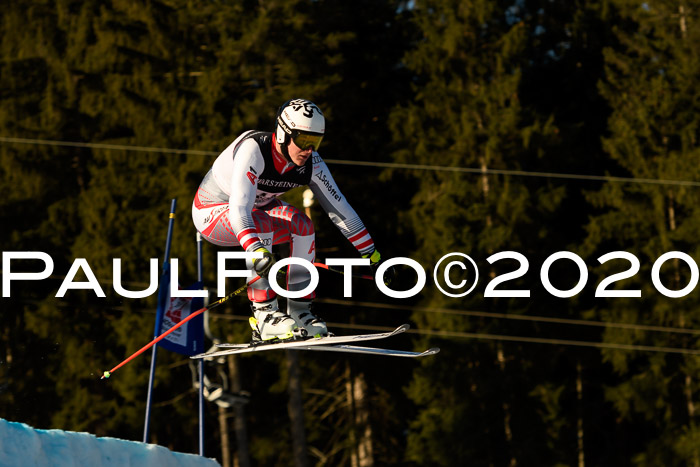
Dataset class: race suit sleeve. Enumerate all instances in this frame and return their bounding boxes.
[308,155,376,257]
[228,139,265,252]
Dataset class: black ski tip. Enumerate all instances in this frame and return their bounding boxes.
[422,347,440,356]
[393,324,411,335]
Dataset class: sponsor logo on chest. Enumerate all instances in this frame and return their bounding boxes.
[257,178,303,189]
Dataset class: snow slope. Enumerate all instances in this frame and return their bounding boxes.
[0,419,220,467]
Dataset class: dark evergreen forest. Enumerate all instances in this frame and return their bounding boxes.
[2,1,700,465]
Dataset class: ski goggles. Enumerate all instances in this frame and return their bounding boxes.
[292,131,323,151]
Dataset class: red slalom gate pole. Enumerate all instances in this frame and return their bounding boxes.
[101,275,260,380]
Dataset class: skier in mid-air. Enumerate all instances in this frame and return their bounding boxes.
[192,99,391,342]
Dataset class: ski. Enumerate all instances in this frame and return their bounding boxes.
[190,324,413,359]
[292,344,440,358]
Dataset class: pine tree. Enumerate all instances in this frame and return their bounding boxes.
[387,1,569,465]
[586,0,700,464]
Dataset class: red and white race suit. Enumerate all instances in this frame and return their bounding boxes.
[192,130,375,301]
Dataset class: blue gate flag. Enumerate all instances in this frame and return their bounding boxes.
[155,280,205,356]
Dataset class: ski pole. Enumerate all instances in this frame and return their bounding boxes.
[313,262,375,281]
[101,275,261,380]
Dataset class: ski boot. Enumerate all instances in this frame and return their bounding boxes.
[287,299,329,338]
[249,299,298,342]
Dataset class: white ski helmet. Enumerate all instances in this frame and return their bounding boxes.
[275,99,325,151]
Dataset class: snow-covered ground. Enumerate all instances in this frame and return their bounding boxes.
[0,418,220,467]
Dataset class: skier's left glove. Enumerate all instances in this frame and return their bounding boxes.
[364,249,396,286]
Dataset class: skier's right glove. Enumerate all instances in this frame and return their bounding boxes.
[365,249,397,286]
[252,247,275,278]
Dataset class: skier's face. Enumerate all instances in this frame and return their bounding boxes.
[287,138,314,166]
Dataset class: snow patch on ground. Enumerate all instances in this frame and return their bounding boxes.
[0,418,220,467]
